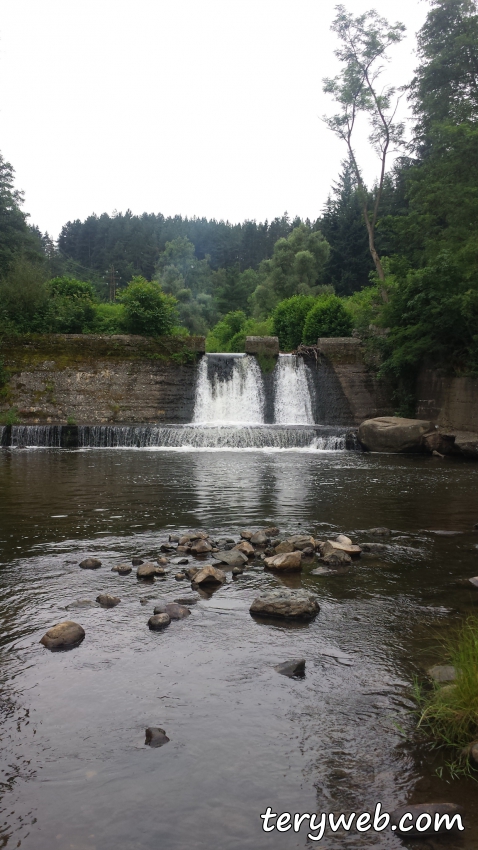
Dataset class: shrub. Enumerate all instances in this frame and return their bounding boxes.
[119,277,178,336]
[302,295,353,344]
[206,312,274,352]
[271,295,316,351]
[88,302,125,334]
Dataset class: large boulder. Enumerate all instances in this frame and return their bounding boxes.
[213,549,248,568]
[250,589,320,620]
[40,621,85,649]
[264,551,302,571]
[192,565,226,585]
[148,613,171,630]
[274,541,295,554]
[164,602,190,620]
[358,416,435,453]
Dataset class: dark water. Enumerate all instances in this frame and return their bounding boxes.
[1,447,478,850]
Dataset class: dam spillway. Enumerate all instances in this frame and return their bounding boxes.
[1,352,359,450]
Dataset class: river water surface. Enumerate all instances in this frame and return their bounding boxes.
[1,447,478,850]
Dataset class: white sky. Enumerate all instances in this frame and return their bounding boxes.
[0,0,429,239]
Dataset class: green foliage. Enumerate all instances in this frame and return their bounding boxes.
[0,407,20,425]
[88,302,125,334]
[154,237,217,334]
[415,616,478,775]
[47,276,95,300]
[0,153,43,277]
[302,296,353,344]
[382,253,478,377]
[0,256,48,333]
[119,276,178,337]
[206,311,273,353]
[262,224,330,301]
[271,295,316,351]
[410,0,478,147]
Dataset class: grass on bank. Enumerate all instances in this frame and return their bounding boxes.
[414,616,478,777]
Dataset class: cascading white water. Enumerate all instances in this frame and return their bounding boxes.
[193,354,265,424]
[273,354,314,424]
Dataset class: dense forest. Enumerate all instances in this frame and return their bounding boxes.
[1,0,477,411]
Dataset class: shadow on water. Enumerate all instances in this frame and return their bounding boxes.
[0,448,478,849]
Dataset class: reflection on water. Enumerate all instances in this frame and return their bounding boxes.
[1,449,478,850]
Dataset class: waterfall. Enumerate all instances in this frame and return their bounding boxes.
[273,354,314,424]
[193,354,265,424]
[77,424,351,450]
[11,425,62,447]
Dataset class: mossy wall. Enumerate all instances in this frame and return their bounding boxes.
[0,334,205,425]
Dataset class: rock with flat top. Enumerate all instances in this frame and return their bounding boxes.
[79,557,102,570]
[192,565,226,585]
[264,551,302,571]
[250,589,320,620]
[323,549,351,566]
[320,540,361,557]
[40,621,85,649]
[145,727,170,747]
[96,594,120,608]
[213,549,247,567]
[240,529,253,540]
[174,595,199,605]
[287,534,315,550]
[358,416,435,453]
[468,576,478,589]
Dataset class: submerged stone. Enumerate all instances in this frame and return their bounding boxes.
[274,659,306,677]
[96,594,121,608]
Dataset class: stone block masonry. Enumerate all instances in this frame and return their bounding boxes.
[0,334,205,425]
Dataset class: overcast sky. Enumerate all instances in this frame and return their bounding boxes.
[1,0,429,238]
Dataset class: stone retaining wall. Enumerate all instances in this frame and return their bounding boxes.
[0,334,205,425]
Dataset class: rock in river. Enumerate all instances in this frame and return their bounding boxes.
[148,613,171,630]
[79,557,102,570]
[132,557,144,566]
[165,602,190,620]
[137,562,165,579]
[111,563,132,575]
[250,530,269,546]
[213,549,248,568]
[264,551,302,571]
[358,416,435,453]
[250,589,320,620]
[96,594,121,608]
[145,727,170,747]
[233,541,255,557]
[174,596,199,606]
[40,621,85,649]
[274,659,306,677]
[192,565,226,586]
[190,539,213,555]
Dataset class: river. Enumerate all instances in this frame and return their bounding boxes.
[1,446,478,849]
